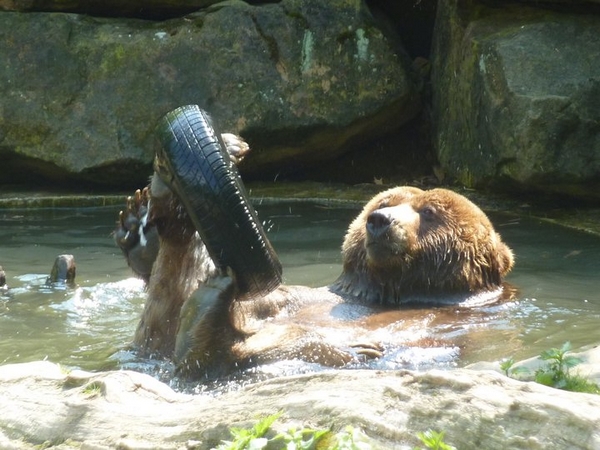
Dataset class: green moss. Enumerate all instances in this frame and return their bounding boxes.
[99,43,127,74]
[456,168,475,189]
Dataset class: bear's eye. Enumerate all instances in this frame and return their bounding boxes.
[420,206,436,221]
[378,200,389,208]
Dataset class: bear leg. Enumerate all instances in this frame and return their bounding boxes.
[174,272,239,378]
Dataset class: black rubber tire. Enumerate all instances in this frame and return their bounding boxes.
[155,105,282,300]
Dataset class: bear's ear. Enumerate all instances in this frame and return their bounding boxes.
[476,232,514,287]
[495,238,514,277]
[341,213,368,273]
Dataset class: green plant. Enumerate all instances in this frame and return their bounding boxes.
[216,412,280,450]
[214,413,372,450]
[414,430,456,450]
[502,342,600,395]
[82,381,103,397]
[329,426,372,450]
[272,425,329,450]
[534,342,600,394]
[499,357,528,379]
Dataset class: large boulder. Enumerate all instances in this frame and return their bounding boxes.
[1,359,600,449]
[0,0,420,187]
[431,1,600,200]
[0,0,223,19]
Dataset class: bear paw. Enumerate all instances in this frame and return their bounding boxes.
[174,273,237,378]
[114,187,159,282]
[221,133,250,164]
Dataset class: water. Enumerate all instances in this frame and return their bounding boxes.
[0,207,143,371]
[1,201,599,387]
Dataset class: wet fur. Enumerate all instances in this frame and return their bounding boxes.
[120,156,514,378]
[333,187,513,304]
[132,176,218,357]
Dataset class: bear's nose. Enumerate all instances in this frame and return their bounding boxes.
[367,210,393,238]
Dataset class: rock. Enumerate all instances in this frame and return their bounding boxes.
[0,0,419,188]
[502,0,600,7]
[1,359,600,449]
[431,1,600,200]
[468,344,600,386]
[0,0,224,19]
[47,254,76,284]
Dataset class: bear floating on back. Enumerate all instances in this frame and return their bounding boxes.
[116,137,514,379]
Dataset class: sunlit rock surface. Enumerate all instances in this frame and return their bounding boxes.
[0,0,419,187]
[431,1,600,200]
[2,348,600,450]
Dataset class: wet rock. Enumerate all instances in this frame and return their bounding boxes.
[47,254,76,284]
[502,0,600,7]
[0,0,291,19]
[0,0,419,188]
[1,358,600,449]
[0,0,224,19]
[431,1,600,200]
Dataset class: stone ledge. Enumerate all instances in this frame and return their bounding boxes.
[1,357,600,449]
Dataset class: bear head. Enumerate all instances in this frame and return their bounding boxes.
[333,186,514,305]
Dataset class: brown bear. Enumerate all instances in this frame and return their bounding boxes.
[116,143,514,379]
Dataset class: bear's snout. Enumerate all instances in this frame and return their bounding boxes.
[367,210,393,238]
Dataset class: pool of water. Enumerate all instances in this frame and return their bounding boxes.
[1,200,599,387]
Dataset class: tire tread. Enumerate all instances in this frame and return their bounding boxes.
[155,105,282,299]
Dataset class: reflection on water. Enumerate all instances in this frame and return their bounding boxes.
[1,202,599,390]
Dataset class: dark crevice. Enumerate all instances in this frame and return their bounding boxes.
[0,150,151,191]
[250,14,280,64]
[364,0,437,59]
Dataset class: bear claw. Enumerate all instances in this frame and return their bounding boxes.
[350,342,384,360]
[114,187,158,282]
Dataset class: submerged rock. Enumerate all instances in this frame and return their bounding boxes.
[47,254,76,284]
[1,357,600,449]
